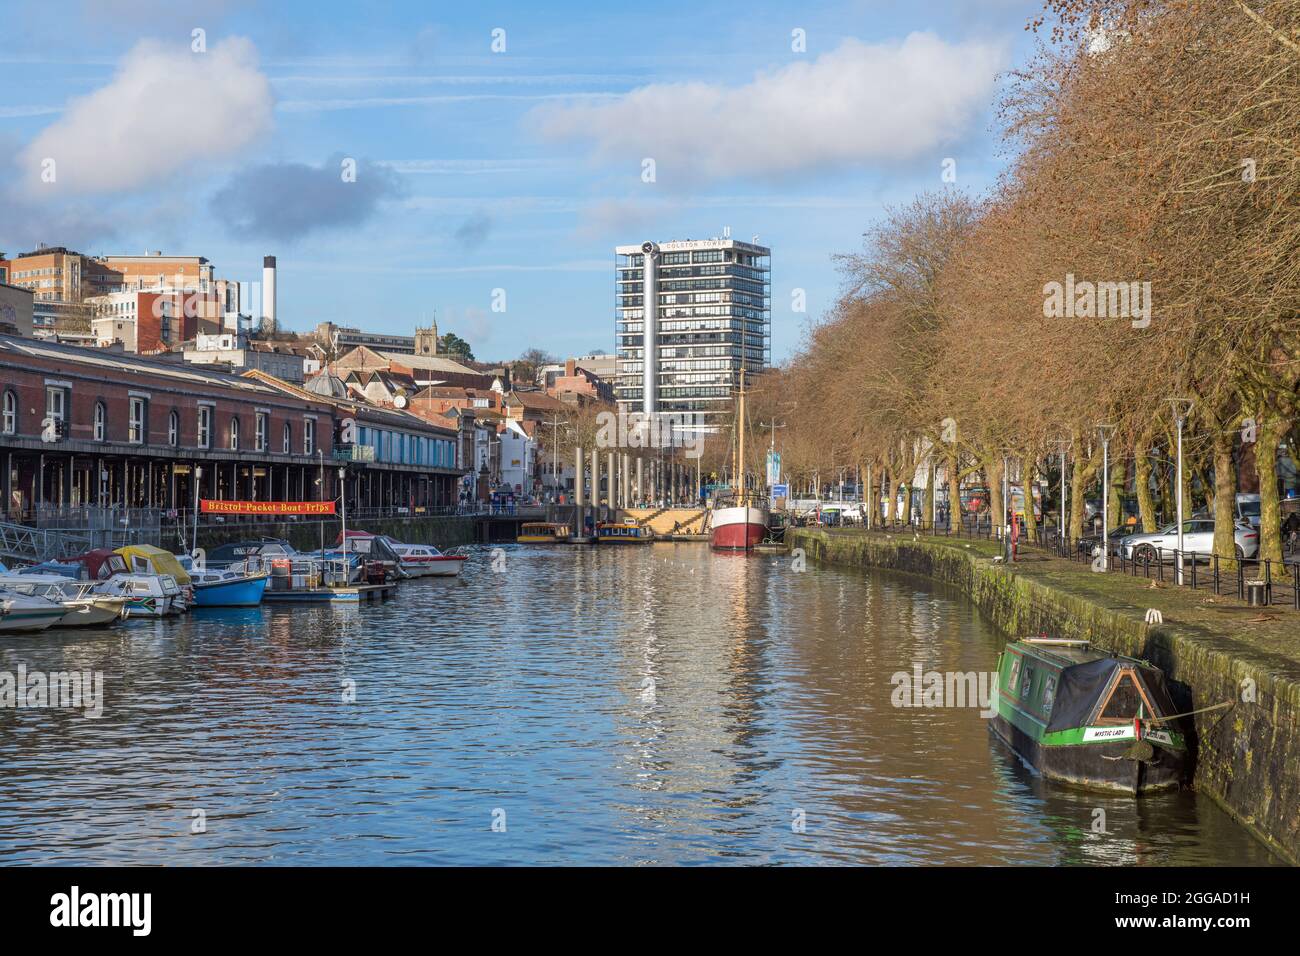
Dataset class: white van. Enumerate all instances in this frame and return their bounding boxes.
[1236,493,1261,529]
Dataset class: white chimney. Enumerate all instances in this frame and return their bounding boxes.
[262,255,277,331]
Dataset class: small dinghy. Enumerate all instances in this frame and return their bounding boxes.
[990,638,1189,795]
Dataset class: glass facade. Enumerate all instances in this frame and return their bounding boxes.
[614,239,770,428]
[357,425,455,468]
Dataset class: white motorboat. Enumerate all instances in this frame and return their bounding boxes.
[93,574,180,618]
[0,573,127,626]
[0,588,70,632]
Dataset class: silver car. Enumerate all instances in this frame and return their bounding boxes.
[1120,519,1259,561]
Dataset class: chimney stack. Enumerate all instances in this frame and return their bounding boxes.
[262,255,277,332]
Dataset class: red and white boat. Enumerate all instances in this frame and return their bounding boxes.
[710,502,769,550]
[709,366,770,551]
[337,530,468,578]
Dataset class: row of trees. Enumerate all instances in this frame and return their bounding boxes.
[757,0,1300,564]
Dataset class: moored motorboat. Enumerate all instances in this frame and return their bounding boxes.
[336,530,467,577]
[116,545,193,612]
[0,588,70,632]
[63,550,180,618]
[596,521,653,543]
[189,568,270,607]
[387,542,467,577]
[0,574,127,626]
[517,522,571,544]
[989,638,1189,795]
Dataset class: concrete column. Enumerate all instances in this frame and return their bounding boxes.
[620,454,628,509]
[592,450,602,521]
[607,452,616,515]
[575,446,584,507]
[636,457,643,504]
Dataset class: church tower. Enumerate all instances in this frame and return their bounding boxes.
[414,317,439,356]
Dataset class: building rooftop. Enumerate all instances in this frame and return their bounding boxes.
[0,332,284,398]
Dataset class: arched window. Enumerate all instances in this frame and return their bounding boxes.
[93,401,107,441]
[229,415,240,450]
[168,410,179,446]
[2,390,15,435]
[283,422,292,454]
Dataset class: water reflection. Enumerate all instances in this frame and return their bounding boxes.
[0,544,1279,865]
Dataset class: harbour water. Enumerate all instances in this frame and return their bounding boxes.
[0,544,1279,865]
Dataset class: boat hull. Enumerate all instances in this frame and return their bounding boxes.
[0,607,67,632]
[57,600,126,627]
[192,574,269,608]
[710,505,768,551]
[990,715,1187,795]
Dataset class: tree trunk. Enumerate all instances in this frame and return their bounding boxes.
[1210,428,1238,570]
[864,462,874,530]
[1134,441,1158,533]
[923,459,935,530]
[883,466,894,525]
[1021,457,1038,542]
[1255,417,1284,564]
[1108,456,1127,532]
[988,457,1005,539]
[946,449,962,531]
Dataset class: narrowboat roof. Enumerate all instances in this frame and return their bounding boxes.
[1009,639,1146,670]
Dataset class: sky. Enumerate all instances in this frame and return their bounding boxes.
[0,0,1045,364]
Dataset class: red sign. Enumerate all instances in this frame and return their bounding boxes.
[200,499,336,516]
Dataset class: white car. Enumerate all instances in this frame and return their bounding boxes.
[1120,519,1259,561]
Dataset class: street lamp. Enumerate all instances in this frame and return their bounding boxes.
[1052,437,1070,546]
[191,465,203,557]
[338,465,348,574]
[1170,399,1194,584]
[1097,424,1116,570]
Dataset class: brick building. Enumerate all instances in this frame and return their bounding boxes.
[0,334,464,520]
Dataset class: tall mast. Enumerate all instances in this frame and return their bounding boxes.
[738,368,746,502]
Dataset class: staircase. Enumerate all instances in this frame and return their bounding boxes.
[0,520,96,565]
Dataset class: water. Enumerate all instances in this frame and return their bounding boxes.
[0,545,1280,865]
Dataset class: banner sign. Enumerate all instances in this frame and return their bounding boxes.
[200,499,336,516]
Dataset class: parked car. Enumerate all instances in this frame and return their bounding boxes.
[1078,525,1133,558]
[1119,519,1259,561]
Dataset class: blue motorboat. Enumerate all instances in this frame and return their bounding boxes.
[189,569,270,607]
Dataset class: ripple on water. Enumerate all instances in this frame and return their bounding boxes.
[0,544,1281,865]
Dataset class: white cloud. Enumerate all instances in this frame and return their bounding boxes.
[531,34,1006,181]
[16,37,272,196]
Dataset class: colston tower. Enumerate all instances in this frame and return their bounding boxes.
[614,234,771,431]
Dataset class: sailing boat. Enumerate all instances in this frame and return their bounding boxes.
[710,368,770,551]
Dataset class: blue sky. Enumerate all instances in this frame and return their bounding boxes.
[1,0,1044,363]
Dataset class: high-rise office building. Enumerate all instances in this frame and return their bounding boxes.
[614,236,770,429]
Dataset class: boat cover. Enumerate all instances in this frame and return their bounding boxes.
[1046,657,1179,731]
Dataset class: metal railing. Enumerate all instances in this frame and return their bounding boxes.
[807,517,1299,613]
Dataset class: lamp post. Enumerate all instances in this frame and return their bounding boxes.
[191,465,202,558]
[1097,425,1116,570]
[338,465,347,575]
[1052,437,1070,548]
[318,448,325,555]
[1170,399,1194,584]
[548,413,569,503]
[1002,453,1011,562]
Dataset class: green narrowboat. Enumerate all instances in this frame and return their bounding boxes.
[990,638,1189,795]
